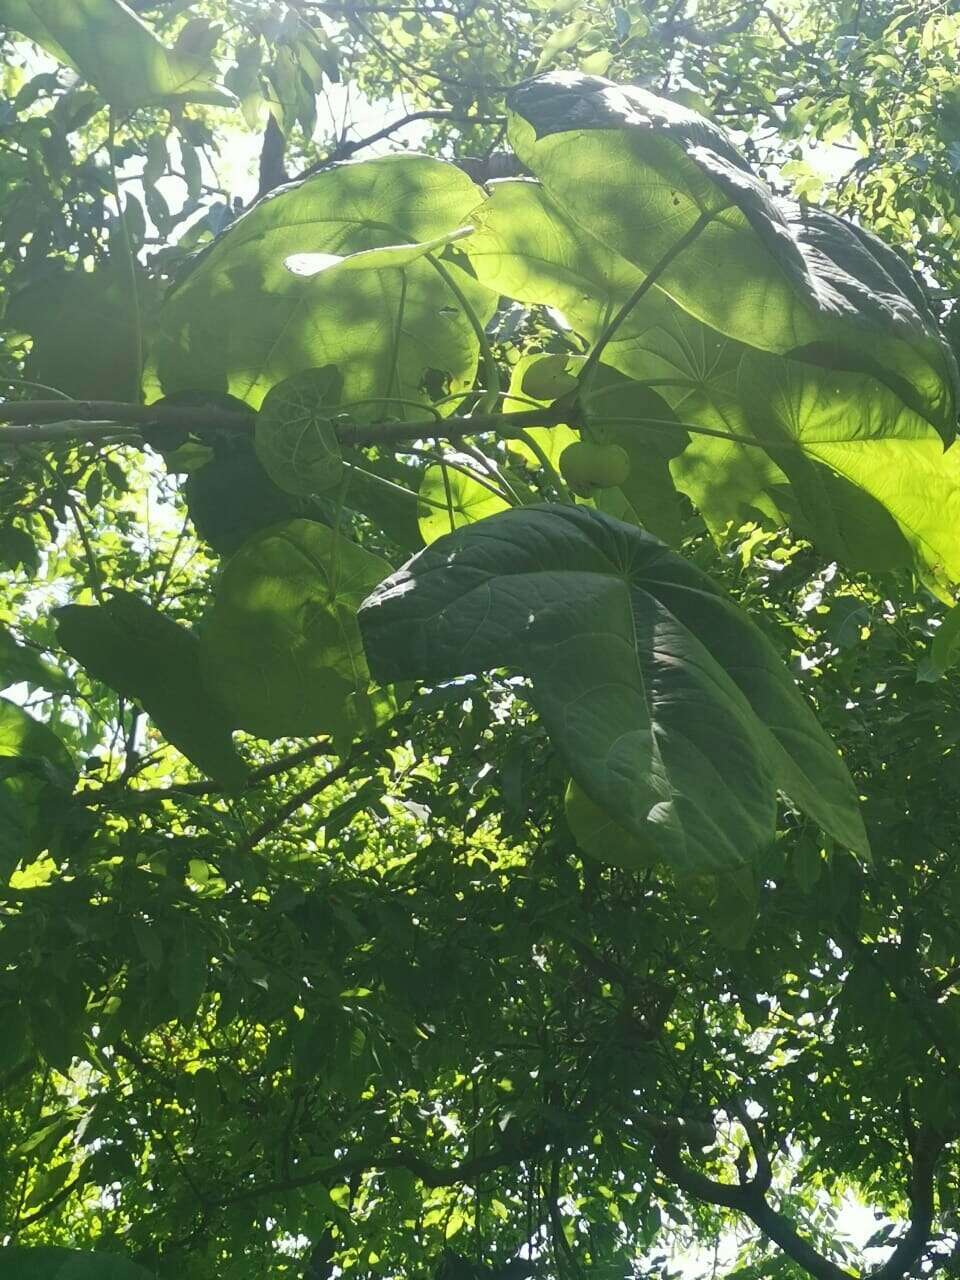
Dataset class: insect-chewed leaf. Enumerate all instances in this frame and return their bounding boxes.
[200,519,393,741]
[56,593,245,787]
[359,505,868,875]
[255,367,344,496]
[149,155,493,412]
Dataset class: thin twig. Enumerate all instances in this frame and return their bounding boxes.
[237,758,357,854]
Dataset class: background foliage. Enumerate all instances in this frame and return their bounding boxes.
[1,3,960,1279]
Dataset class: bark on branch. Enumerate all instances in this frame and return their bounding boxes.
[647,1111,947,1280]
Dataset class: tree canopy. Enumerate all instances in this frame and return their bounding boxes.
[1,3,960,1279]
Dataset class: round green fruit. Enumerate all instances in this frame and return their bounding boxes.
[559,441,631,495]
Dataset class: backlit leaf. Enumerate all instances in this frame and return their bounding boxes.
[201,519,392,740]
[255,366,344,496]
[417,465,510,544]
[0,0,229,108]
[150,156,492,411]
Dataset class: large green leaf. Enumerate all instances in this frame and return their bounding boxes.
[0,697,76,871]
[506,73,957,437]
[149,156,492,411]
[601,312,790,536]
[359,505,867,873]
[735,352,960,595]
[200,519,392,741]
[0,1245,156,1278]
[466,179,786,536]
[468,175,960,568]
[0,0,228,108]
[56,594,245,787]
[7,264,155,402]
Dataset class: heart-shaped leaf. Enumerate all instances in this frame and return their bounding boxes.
[255,366,344,496]
[359,505,868,874]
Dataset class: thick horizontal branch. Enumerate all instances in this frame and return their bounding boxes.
[0,399,253,432]
[0,397,780,454]
[0,398,565,449]
[215,1126,550,1210]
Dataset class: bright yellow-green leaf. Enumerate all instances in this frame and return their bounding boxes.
[417,465,510,545]
[0,0,229,108]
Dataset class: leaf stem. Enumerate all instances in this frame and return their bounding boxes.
[599,415,778,447]
[403,446,515,503]
[64,489,107,605]
[457,440,525,506]
[427,252,501,413]
[577,210,714,394]
[107,109,144,403]
[515,428,574,504]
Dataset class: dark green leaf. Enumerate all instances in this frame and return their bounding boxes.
[8,264,155,402]
[56,593,245,787]
[360,505,867,873]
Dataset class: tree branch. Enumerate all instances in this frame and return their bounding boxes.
[0,398,252,436]
[237,757,358,854]
[0,398,565,449]
[298,110,505,181]
[873,1124,946,1280]
[79,738,336,808]
[215,1126,550,1209]
[662,3,761,45]
[649,1123,854,1280]
[648,1108,948,1280]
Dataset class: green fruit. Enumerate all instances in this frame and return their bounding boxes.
[559,441,631,495]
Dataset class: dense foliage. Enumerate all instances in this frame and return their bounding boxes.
[1,3,960,1279]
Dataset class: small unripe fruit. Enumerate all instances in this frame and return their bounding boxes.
[559,441,631,496]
